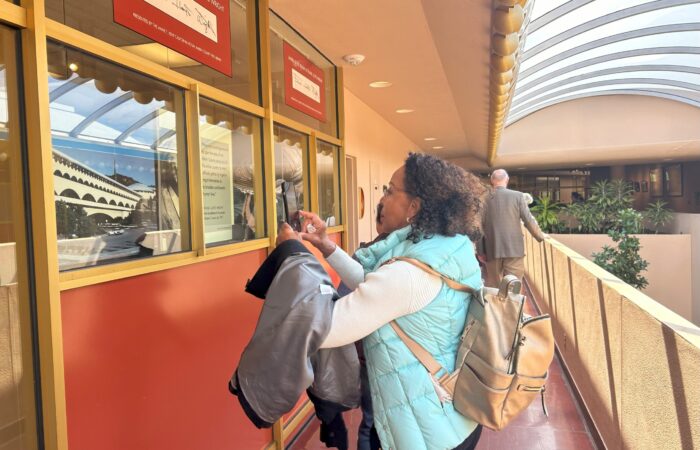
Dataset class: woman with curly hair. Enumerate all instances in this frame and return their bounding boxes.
[278,152,487,450]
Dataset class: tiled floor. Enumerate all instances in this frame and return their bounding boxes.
[292,295,596,450]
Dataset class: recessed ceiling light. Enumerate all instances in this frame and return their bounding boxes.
[432,146,444,150]
[396,109,414,114]
[369,81,392,88]
[584,163,594,166]
[424,137,437,141]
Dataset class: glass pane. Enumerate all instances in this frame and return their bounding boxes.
[199,97,265,246]
[45,0,259,104]
[48,41,191,271]
[273,125,307,226]
[512,0,700,124]
[317,140,340,226]
[270,12,338,137]
[0,25,39,450]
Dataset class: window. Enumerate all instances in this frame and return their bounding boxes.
[45,0,260,104]
[269,12,338,137]
[47,42,191,271]
[0,24,40,450]
[273,125,307,225]
[316,140,340,226]
[199,97,265,246]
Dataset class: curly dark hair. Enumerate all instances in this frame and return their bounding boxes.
[403,152,487,242]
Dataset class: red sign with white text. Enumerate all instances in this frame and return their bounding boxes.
[114,0,232,76]
[283,42,326,122]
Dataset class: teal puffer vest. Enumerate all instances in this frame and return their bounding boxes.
[355,226,482,450]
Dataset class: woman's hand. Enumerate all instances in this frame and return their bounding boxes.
[299,211,336,257]
[276,222,301,246]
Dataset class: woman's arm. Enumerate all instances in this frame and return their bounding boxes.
[325,246,365,289]
[320,261,442,348]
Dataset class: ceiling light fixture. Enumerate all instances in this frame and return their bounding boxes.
[68,62,79,72]
[432,146,444,150]
[424,137,437,141]
[396,109,414,114]
[343,54,365,66]
[369,81,392,88]
[584,163,594,166]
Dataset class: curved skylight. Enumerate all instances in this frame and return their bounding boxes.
[507,0,700,125]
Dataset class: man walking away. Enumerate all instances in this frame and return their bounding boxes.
[482,169,545,288]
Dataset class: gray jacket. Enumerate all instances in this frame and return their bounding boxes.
[230,241,360,427]
[482,186,544,260]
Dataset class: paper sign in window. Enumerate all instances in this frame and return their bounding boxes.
[283,41,326,122]
[291,68,321,103]
[145,0,219,42]
[114,0,232,76]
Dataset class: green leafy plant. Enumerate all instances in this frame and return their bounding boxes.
[530,194,562,232]
[593,208,648,289]
[643,200,673,233]
[588,179,634,232]
[564,201,604,234]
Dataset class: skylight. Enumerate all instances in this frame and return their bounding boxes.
[507,0,700,125]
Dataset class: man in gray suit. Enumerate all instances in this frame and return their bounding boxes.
[482,169,545,287]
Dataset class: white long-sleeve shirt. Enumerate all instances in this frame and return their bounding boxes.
[320,247,442,348]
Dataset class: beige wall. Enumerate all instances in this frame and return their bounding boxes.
[343,88,419,246]
[497,96,700,169]
[553,234,694,324]
[666,213,700,326]
[524,234,700,450]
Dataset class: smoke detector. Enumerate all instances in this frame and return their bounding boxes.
[342,54,365,66]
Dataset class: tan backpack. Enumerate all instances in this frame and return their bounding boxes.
[385,257,555,431]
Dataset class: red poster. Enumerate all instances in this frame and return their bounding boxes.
[283,42,326,122]
[114,0,232,76]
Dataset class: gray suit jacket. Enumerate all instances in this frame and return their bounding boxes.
[482,186,544,260]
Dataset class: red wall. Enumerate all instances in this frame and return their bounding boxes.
[61,233,343,450]
[61,249,271,450]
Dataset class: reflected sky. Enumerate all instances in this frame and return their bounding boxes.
[49,73,178,186]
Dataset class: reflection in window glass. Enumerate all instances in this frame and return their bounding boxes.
[45,0,259,104]
[199,98,265,246]
[48,42,190,271]
[0,25,39,450]
[317,141,340,226]
[273,125,307,226]
[270,12,338,137]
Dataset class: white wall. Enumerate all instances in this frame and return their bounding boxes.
[665,213,700,325]
[343,88,419,245]
[553,233,695,324]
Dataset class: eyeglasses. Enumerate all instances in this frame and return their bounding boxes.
[382,184,406,196]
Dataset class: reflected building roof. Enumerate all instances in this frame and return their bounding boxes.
[507,0,700,126]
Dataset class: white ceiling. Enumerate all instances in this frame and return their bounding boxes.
[268,1,700,170]
[268,0,494,164]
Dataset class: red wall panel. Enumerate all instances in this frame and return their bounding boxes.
[61,233,344,450]
[61,249,271,450]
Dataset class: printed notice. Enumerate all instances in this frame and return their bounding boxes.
[201,138,233,243]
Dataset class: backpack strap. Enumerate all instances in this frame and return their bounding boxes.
[389,321,444,376]
[383,257,476,294]
[383,256,476,379]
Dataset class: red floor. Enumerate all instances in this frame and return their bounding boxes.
[292,295,596,450]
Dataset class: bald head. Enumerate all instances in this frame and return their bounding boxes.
[490,169,509,187]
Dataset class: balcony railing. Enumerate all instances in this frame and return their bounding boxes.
[524,233,700,449]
